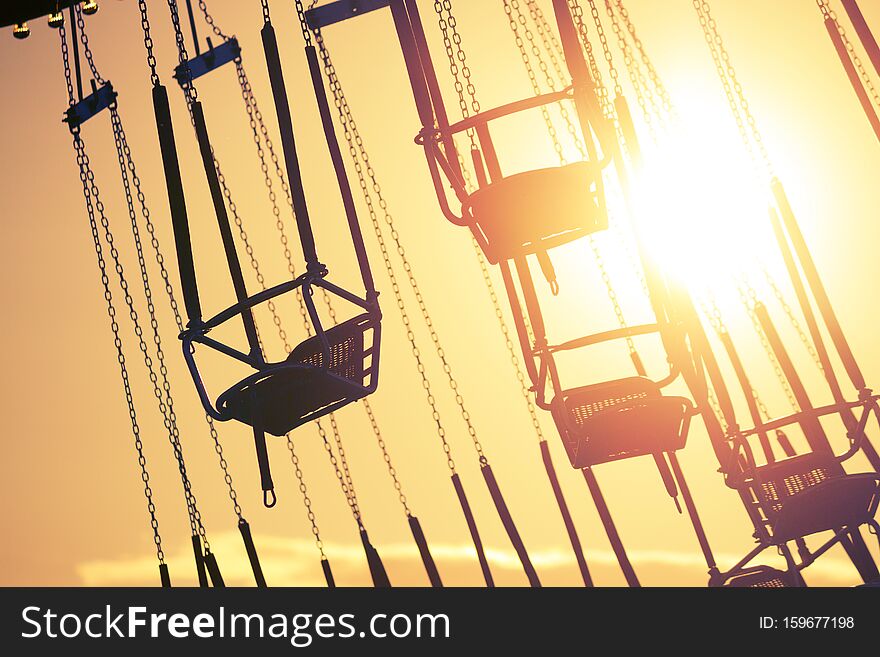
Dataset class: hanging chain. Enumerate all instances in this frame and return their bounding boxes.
[587,0,623,98]
[286,436,328,558]
[693,0,773,178]
[73,132,166,566]
[74,4,105,85]
[817,0,880,110]
[614,0,674,116]
[434,0,480,146]
[137,0,159,86]
[197,0,228,40]
[167,0,198,105]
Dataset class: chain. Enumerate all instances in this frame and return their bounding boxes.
[763,269,825,374]
[587,0,622,98]
[736,278,799,413]
[693,0,773,178]
[294,0,314,45]
[434,0,480,146]
[504,0,567,164]
[73,131,166,565]
[137,0,160,86]
[605,0,657,136]
[569,0,613,117]
[286,436,327,558]
[615,0,674,117]
[317,35,478,468]
[197,0,227,40]
[817,0,880,110]
[166,0,198,105]
[60,20,76,107]
[107,108,213,549]
[74,4,105,85]
[114,106,244,521]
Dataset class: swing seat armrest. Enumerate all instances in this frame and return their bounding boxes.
[189,274,315,336]
[547,323,659,353]
[441,87,575,137]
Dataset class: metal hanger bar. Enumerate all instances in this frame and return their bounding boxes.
[305,0,391,30]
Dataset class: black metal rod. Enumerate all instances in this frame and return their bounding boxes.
[481,463,541,587]
[841,0,880,79]
[450,473,494,587]
[192,534,208,587]
[203,550,225,587]
[321,557,336,588]
[359,529,391,587]
[261,23,322,271]
[159,563,171,588]
[754,302,832,453]
[582,468,640,587]
[184,0,201,56]
[152,84,201,322]
[238,519,267,587]
[667,453,718,574]
[408,515,443,587]
[68,6,84,102]
[540,440,593,586]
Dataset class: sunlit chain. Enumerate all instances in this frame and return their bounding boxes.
[317,34,477,468]
[569,0,613,117]
[615,0,675,117]
[604,0,658,137]
[285,436,327,558]
[817,0,880,110]
[504,0,568,163]
[74,4,105,84]
[221,59,364,526]
[693,0,774,179]
[736,278,799,413]
[587,0,623,97]
[107,108,213,549]
[114,109,244,521]
[525,0,588,156]
[293,0,314,45]
[434,0,480,146]
[166,0,198,105]
[73,132,166,565]
[763,269,825,374]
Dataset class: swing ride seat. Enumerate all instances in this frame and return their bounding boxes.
[721,565,795,588]
[744,451,880,543]
[464,162,606,264]
[551,376,692,469]
[216,313,379,436]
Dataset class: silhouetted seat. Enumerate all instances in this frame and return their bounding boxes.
[465,162,606,264]
[722,565,793,588]
[745,452,880,542]
[551,377,692,469]
[217,313,377,436]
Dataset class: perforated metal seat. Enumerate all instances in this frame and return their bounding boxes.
[465,162,606,264]
[551,377,692,469]
[217,313,378,436]
[721,565,793,588]
[746,452,880,542]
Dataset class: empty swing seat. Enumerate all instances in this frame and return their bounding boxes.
[745,452,880,543]
[217,313,378,436]
[721,565,794,588]
[465,162,606,264]
[551,377,692,469]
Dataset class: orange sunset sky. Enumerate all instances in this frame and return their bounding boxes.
[1,0,879,587]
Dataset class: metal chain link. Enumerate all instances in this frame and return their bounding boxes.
[434,0,480,146]
[614,0,674,117]
[197,0,228,40]
[285,436,327,558]
[74,4,105,85]
[137,0,160,86]
[317,34,477,468]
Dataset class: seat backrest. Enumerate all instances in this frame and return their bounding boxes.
[289,314,373,381]
[564,377,661,426]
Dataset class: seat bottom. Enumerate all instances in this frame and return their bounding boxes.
[466,162,605,263]
[218,365,368,437]
[770,473,879,542]
[552,378,691,469]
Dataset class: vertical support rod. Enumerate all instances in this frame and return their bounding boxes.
[305,44,377,298]
[667,453,719,576]
[450,473,494,587]
[238,519,267,587]
[841,0,880,77]
[152,84,201,322]
[261,23,322,271]
[582,468,640,587]
[408,516,443,587]
[191,100,261,357]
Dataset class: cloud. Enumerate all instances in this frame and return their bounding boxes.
[75,529,869,587]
